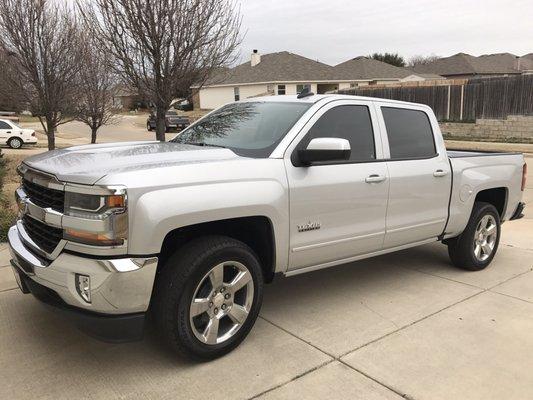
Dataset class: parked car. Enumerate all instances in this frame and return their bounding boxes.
[9,94,526,360]
[147,110,190,132]
[0,118,37,149]
[173,101,193,112]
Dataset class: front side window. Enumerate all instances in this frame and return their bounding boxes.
[277,85,286,95]
[172,102,311,158]
[382,107,436,159]
[297,105,376,163]
[296,84,311,94]
[234,87,240,101]
[0,120,11,129]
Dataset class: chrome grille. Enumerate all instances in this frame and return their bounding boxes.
[22,215,63,254]
[22,179,64,212]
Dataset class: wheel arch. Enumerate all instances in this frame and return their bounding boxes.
[474,187,508,219]
[158,216,277,283]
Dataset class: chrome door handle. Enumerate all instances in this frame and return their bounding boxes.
[365,174,386,183]
[433,169,448,177]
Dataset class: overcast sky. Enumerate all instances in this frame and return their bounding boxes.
[238,0,533,65]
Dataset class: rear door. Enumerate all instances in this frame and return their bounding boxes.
[377,103,451,248]
[284,99,389,271]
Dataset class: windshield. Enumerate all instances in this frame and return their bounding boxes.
[171,102,311,158]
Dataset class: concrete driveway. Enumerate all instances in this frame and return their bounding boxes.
[0,159,532,399]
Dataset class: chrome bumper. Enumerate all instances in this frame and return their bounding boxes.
[8,224,158,315]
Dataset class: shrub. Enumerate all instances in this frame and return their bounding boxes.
[0,151,17,242]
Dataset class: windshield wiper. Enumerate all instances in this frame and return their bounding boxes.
[179,141,228,149]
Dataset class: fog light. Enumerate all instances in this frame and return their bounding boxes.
[75,274,91,303]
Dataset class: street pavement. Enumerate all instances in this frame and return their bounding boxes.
[0,128,532,399]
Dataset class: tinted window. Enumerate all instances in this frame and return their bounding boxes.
[172,102,311,158]
[382,107,436,159]
[0,121,11,129]
[299,105,375,162]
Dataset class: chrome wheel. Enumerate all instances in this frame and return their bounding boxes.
[189,261,254,345]
[473,214,497,261]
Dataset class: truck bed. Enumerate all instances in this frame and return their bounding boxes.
[447,150,521,158]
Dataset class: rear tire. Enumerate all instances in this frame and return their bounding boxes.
[8,137,22,149]
[153,236,264,360]
[447,202,501,271]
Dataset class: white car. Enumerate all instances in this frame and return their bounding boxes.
[0,118,38,149]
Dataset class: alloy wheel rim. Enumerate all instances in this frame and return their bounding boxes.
[473,214,497,261]
[12,139,21,148]
[189,261,254,345]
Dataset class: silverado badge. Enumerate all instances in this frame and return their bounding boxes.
[297,221,321,232]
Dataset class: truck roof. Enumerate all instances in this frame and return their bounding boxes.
[241,93,427,108]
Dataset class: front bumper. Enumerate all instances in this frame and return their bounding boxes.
[8,224,158,342]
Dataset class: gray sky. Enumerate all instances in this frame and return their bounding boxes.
[238,0,533,65]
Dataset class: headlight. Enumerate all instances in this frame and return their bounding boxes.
[63,191,127,247]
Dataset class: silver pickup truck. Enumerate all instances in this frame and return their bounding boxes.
[9,94,526,359]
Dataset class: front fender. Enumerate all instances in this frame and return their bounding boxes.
[128,180,289,271]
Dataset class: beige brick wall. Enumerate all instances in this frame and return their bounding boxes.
[439,115,533,143]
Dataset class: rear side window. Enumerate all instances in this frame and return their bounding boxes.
[382,107,436,159]
[301,105,375,162]
[0,121,11,129]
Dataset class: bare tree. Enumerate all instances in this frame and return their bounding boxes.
[408,54,441,68]
[0,0,82,150]
[0,46,23,112]
[75,35,120,144]
[78,0,242,141]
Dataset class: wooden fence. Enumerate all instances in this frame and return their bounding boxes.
[338,75,533,121]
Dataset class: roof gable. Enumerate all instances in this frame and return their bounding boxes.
[332,56,412,79]
[413,52,521,75]
[205,51,333,85]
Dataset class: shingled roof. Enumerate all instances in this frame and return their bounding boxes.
[204,51,334,86]
[331,56,413,80]
[413,53,524,76]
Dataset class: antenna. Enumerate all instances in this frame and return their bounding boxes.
[297,87,314,99]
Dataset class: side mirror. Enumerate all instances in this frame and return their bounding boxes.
[297,138,351,166]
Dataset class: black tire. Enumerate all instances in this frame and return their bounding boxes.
[8,137,23,149]
[447,202,501,271]
[153,235,264,360]
[147,122,153,131]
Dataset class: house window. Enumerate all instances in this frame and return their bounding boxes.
[277,85,286,95]
[234,87,240,101]
[296,84,311,94]
[350,83,358,88]
[267,84,274,94]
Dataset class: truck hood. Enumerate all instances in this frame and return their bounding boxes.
[23,141,241,185]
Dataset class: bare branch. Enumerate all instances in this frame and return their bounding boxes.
[0,0,83,149]
[77,0,242,141]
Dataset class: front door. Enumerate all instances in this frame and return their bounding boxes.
[0,120,12,143]
[285,100,389,271]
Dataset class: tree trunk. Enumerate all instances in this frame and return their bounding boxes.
[155,105,167,142]
[91,126,98,144]
[46,118,55,150]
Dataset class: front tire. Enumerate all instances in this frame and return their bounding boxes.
[153,236,264,360]
[447,202,501,271]
[8,137,23,149]
[147,122,153,131]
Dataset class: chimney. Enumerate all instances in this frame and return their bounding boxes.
[251,49,261,67]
